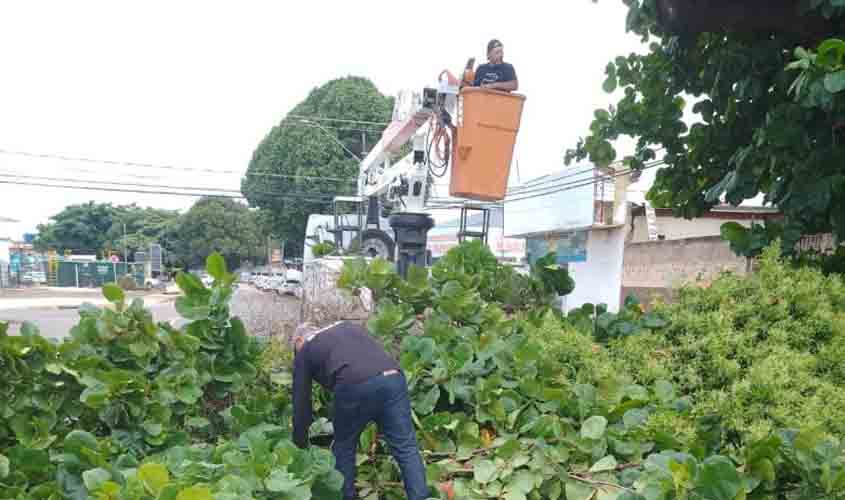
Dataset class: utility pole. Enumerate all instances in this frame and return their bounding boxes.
[123,223,128,263]
[267,235,272,269]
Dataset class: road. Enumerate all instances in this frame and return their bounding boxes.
[0,286,301,339]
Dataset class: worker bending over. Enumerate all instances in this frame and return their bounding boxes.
[290,321,430,500]
[473,38,519,92]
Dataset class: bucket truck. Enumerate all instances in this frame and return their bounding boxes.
[303,65,525,277]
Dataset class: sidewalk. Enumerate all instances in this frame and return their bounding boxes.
[0,286,176,311]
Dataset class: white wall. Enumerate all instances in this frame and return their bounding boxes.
[0,239,10,264]
[564,227,626,313]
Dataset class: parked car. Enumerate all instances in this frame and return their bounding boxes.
[280,278,302,297]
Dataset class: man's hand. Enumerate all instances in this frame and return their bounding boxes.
[482,80,519,92]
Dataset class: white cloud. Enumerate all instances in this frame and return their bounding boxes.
[0,1,647,239]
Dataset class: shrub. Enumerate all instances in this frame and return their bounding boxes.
[117,274,137,290]
[609,244,845,440]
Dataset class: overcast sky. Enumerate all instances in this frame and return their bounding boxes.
[0,1,647,238]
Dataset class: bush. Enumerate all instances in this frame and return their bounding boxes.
[117,274,137,290]
[609,244,845,441]
[338,242,845,499]
[0,253,343,499]
[312,241,336,258]
[3,242,845,499]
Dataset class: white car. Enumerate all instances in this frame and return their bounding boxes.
[280,278,302,297]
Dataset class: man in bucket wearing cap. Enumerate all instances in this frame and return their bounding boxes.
[290,322,429,500]
[473,39,519,92]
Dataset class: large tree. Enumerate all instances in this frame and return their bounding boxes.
[165,197,265,271]
[34,202,179,258]
[242,76,393,255]
[568,1,845,251]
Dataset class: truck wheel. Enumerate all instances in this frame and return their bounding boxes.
[360,229,395,261]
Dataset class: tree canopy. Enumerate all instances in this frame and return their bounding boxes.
[34,202,179,258]
[242,76,394,254]
[568,1,845,251]
[163,197,264,271]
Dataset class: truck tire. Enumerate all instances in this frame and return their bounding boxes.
[360,229,395,261]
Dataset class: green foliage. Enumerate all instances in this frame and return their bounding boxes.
[0,253,341,499]
[7,238,845,499]
[609,244,845,442]
[311,241,336,259]
[242,77,394,250]
[569,1,845,251]
[34,202,179,257]
[568,296,668,344]
[164,197,265,270]
[336,241,845,499]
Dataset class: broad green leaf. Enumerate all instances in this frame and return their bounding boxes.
[474,459,498,484]
[581,416,608,440]
[504,490,527,500]
[176,486,212,500]
[82,468,111,492]
[206,252,227,280]
[623,408,648,429]
[265,469,301,493]
[176,271,206,294]
[565,481,595,500]
[0,454,8,479]
[65,430,99,458]
[415,385,440,416]
[508,469,540,493]
[654,380,675,402]
[138,463,170,496]
[102,283,125,304]
[692,456,742,500]
[824,70,845,93]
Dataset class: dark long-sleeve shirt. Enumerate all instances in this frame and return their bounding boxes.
[291,321,399,448]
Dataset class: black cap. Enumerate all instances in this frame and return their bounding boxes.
[487,39,503,54]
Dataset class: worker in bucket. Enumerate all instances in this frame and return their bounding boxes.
[473,38,519,92]
[290,321,430,500]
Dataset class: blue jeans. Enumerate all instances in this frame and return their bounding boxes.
[332,372,429,500]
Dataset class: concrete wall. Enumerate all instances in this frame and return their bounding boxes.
[566,227,627,313]
[630,215,755,243]
[622,236,748,305]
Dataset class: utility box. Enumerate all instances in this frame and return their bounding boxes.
[450,88,526,201]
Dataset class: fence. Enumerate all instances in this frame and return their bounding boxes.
[0,262,8,288]
[53,261,145,288]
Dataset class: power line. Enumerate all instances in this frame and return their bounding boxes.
[505,149,665,195]
[0,147,358,183]
[501,161,665,204]
[283,120,383,134]
[0,179,344,203]
[424,161,665,208]
[286,114,389,127]
[300,120,362,162]
[0,171,244,194]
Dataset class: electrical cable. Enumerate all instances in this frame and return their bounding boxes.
[0,147,358,183]
[0,179,341,202]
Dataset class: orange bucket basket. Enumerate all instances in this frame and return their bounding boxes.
[449,87,526,201]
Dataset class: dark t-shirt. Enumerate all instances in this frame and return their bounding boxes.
[473,62,517,87]
[291,321,399,447]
